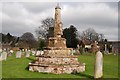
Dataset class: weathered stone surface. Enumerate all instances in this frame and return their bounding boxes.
[43,49,71,57]
[47,37,66,48]
[29,63,85,74]
[94,51,103,78]
[54,4,62,38]
[29,4,85,74]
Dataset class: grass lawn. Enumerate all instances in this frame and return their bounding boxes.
[1,53,118,78]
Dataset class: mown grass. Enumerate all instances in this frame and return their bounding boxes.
[1,53,118,78]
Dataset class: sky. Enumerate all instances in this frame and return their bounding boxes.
[0,0,119,41]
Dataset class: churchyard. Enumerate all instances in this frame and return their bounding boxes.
[1,3,119,79]
[1,51,118,78]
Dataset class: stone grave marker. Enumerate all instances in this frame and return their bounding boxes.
[94,51,103,78]
[2,51,7,61]
[26,50,30,58]
[36,51,41,56]
[8,50,13,56]
[16,50,22,58]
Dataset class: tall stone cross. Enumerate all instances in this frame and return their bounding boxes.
[54,4,63,38]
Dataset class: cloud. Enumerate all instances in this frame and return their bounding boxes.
[1,0,119,2]
[62,2,117,27]
[22,2,56,13]
[2,2,40,37]
[61,2,118,41]
[1,2,118,41]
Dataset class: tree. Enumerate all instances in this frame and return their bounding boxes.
[98,34,105,42]
[38,38,46,50]
[1,33,17,46]
[80,28,105,42]
[35,17,54,39]
[18,32,39,49]
[63,25,79,48]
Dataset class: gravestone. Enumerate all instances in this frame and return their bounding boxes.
[26,50,30,58]
[36,51,41,56]
[8,50,13,56]
[16,50,22,58]
[94,51,103,78]
[10,50,13,54]
[2,51,7,61]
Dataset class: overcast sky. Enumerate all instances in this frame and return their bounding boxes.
[1,1,118,41]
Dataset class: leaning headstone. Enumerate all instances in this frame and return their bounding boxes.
[26,50,30,58]
[2,51,7,61]
[94,51,103,78]
[16,50,22,58]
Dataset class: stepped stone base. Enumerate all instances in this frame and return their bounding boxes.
[29,49,85,74]
[29,63,85,74]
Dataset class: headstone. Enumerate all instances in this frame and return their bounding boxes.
[94,51,103,78]
[2,51,7,61]
[10,50,13,54]
[16,50,22,58]
[26,50,30,57]
[8,50,13,56]
[36,51,41,56]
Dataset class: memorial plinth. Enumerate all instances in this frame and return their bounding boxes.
[29,4,85,74]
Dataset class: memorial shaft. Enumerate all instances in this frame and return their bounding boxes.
[54,4,63,37]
